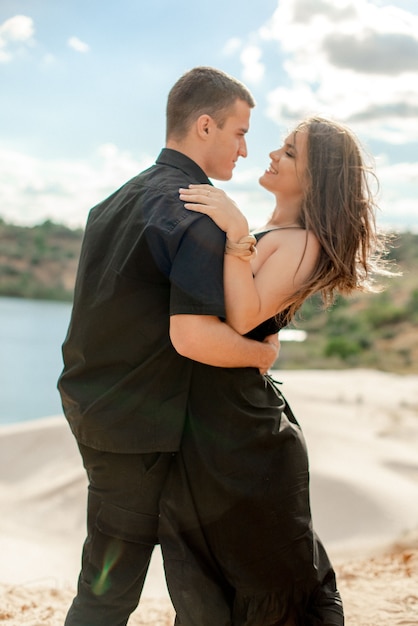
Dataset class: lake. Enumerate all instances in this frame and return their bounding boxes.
[0,297,72,425]
[0,296,306,426]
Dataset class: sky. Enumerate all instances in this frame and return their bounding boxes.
[0,0,417,232]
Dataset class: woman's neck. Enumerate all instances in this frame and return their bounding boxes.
[264,219,301,229]
[266,201,302,229]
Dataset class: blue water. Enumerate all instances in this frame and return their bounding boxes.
[0,297,72,425]
[0,297,304,426]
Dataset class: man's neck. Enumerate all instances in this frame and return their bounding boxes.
[166,139,206,173]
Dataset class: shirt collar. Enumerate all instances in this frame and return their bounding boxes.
[156,148,212,185]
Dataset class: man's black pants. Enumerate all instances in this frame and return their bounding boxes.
[64,444,174,626]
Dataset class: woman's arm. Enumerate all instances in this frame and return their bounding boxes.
[179,184,319,334]
[180,185,261,333]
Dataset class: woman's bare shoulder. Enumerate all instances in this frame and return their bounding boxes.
[252,227,319,275]
[256,226,319,251]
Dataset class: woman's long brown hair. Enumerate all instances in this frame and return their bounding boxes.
[281,117,394,322]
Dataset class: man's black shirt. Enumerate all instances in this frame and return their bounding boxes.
[58,149,225,452]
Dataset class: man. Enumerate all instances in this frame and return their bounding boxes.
[58,66,278,626]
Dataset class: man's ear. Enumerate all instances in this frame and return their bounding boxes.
[196,114,212,139]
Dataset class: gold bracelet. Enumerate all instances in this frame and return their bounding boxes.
[225,235,257,261]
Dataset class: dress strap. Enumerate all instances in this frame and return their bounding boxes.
[264,374,299,432]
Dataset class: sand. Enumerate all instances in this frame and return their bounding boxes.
[1,368,417,625]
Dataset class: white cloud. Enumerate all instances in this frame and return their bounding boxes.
[256,0,418,142]
[223,37,242,55]
[0,14,34,41]
[41,53,57,67]
[240,45,265,84]
[0,15,34,63]
[68,36,90,53]
[0,142,415,232]
[375,159,418,230]
[0,145,152,227]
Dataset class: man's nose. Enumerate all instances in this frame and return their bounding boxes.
[239,138,248,158]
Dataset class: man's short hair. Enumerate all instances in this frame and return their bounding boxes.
[166,66,255,141]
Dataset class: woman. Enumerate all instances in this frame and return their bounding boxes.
[159,117,392,626]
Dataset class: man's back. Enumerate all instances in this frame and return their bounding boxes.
[58,149,225,453]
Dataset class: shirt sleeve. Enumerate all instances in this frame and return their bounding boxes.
[169,216,226,318]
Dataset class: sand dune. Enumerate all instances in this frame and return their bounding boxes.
[1,369,418,624]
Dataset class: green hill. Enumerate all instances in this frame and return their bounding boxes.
[282,231,418,373]
[0,219,83,301]
[1,218,417,373]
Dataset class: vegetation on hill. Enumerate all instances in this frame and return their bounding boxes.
[282,231,418,373]
[0,218,417,373]
[0,219,83,301]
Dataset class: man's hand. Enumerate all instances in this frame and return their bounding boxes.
[259,333,280,374]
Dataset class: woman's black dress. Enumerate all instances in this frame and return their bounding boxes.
[159,265,344,626]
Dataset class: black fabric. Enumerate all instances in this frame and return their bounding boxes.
[58,148,225,453]
[64,445,174,626]
[160,368,344,626]
[244,314,285,341]
[159,228,343,626]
